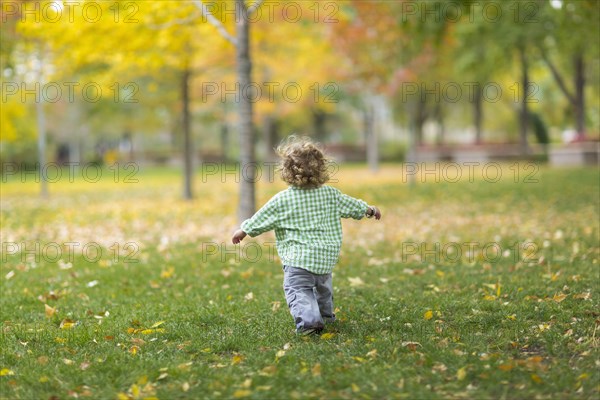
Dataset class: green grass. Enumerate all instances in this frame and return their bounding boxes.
[1,164,599,399]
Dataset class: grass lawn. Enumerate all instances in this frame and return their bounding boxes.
[1,163,599,399]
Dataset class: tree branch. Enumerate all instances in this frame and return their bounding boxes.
[540,47,575,105]
[247,0,264,15]
[147,15,200,30]
[192,0,237,47]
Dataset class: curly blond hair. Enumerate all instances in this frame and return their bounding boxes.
[276,136,330,188]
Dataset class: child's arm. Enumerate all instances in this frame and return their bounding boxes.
[337,189,382,220]
[231,194,281,244]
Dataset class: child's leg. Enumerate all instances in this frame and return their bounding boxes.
[282,266,324,333]
[315,273,336,323]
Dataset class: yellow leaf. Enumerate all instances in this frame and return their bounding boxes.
[116,393,129,400]
[233,389,252,398]
[320,332,335,340]
[182,382,190,392]
[59,319,77,329]
[232,355,244,365]
[131,383,140,397]
[424,310,433,320]
[531,374,543,384]
[311,363,321,377]
[498,363,514,371]
[351,383,360,392]
[573,292,591,300]
[457,367,467,381]
[150,321,165,328]
[0,368,15,376]
[160,267,175,279]
[39,376,49,383]
[275,350,286,359]
[366,349,377,358]
[260,365,277,376]
[552,293,568,303]
[348,277,365,287]
[44,304,56,318]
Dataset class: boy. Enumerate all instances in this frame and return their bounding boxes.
[231,136,381,335]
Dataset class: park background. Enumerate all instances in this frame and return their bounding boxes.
[1,1,599,399]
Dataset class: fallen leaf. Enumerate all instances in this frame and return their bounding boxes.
[0,369,15,376]
[348,277,365,287]
[573,292,591,300]
[244,292,254,301]
[457,367,467,381]
[233,389,251,398]
[320,332,335,340]
[160,267,175,279]
[44,304,56,318]
[366,349,378,358]
[402,342,422,351]
[182,382,190,392]
[552,293,568,303]
[311,363,321,377]
[232,355,244,365]
[59,319,77,329]
[424,310,433,320]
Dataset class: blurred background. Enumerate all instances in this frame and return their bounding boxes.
[1,1,599,200]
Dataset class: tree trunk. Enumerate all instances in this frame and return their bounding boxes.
[473,85,483,144]
[574,52,586,138]
[236,0,256,222]
[518,46,529,156]
[263,114,278,162]
[36,88,48,199]
[415,99,427,146]
[312,109,327,142]
[363,102,378,172]
[435,102,445,146]
[182,66,193,200]
[35,61,48,199]
[220,101,229,162]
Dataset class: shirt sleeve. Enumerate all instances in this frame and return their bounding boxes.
[336,188,369,220]
[240,194,280,237]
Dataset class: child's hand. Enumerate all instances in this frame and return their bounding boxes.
[367,206,382,220]
[372,206,382,220]
[232,229,247,244]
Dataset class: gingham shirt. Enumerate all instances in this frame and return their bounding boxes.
[240,185,369,274]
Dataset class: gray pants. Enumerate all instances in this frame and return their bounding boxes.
[282,265,336,332]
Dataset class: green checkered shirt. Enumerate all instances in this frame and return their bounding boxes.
[240,185,369,274]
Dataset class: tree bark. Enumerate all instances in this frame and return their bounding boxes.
[363,102,378,172]
[182,66,193,200]
[518,46,529,156]
[263,114,278,162]
[236,0,256,222]
[574,52,586,137]
[312,109,327,142]
[36,61,48,198]
[473,85,483,144]
[541,49,586,138]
